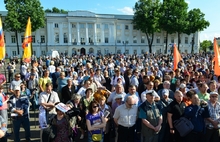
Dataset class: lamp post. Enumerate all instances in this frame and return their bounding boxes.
[123,41,127,54]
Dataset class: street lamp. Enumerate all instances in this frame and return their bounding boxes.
[123,41,127,54]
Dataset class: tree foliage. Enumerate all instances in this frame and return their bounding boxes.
[45,7,68,14]
[133,0,161,53]
[4,0,45,55]
[200,40,212,52]
[185,8,210,53]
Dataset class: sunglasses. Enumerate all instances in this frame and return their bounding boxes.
[93,105,99,108]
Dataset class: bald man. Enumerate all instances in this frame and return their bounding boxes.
[113,96,138,142]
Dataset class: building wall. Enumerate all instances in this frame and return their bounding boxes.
[0,11,200,57]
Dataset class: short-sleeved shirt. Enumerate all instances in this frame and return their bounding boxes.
[39,77,51,91]
[167,100,186,121]
[39,91,60,114]
[0,74,6,84]
[9,80,23,90]
[107,91,126,104]
[197,92,210,102]
[113,104,138,127]
[86,112,104,134]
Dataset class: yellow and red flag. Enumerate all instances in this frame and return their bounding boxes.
[0,17,5,60]
[173,44,182,71]
[22,17,32,63]
[213,38,220,76]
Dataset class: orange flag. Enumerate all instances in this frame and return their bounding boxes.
[173,44,182,71]
[0,17,5,60]
[22,17,32,63]
[213,38,220,76]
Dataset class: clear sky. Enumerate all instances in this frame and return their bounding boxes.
[0,0,219,42]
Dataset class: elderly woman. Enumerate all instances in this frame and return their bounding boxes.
[57,72,68,101]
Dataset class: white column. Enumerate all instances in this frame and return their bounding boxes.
[121,24,125,42]
[59,23,63,45]
[109,24,114,45]
[77,23,80,45]
[68,22,71,45]
[129,24,133,45]
[102,24,105,44]
[94,23,97,44]
[86,23,89,45]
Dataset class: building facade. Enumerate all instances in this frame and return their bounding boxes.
[1,11,200,57]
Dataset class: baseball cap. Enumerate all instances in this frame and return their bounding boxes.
[162,89,169,96]
[179,83,186,89]
[114,94,123,100]
[210,92,219,96]
[14,86,20,91]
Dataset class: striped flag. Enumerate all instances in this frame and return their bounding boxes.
[173,44,182,71]
[213,38,220,76]
[22,17,32,63]
[0,17,5,60]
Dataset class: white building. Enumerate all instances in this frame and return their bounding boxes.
[1,11,200,57]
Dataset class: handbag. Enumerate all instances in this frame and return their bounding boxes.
[92,133,102,141]
[174,117,194,137]
[42,125,56,142]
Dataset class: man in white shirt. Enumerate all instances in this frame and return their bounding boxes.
[113,96,138,142]
[107,84,126,105]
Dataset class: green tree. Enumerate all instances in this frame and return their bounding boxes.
[4,0,45,55]
[200,40,212,52]
[133,0,161,53]
[52,7,60,13]
[159,0,176,53]
[45,8,52,13]
[185,8,210,53]
[169,0,188,50]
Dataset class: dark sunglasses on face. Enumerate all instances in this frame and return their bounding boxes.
[93,105,99,108]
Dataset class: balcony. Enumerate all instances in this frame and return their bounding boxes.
[72,42,77,45]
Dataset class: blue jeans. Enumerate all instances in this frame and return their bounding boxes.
[12,116,31,142]
[88,132,104,142]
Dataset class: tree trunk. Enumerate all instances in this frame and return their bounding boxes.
[191,33,195,53]
[165,31,168,54]
[15,31,20,56]
[177,33,180,51]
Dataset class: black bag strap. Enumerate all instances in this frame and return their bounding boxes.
[47,92,52,103]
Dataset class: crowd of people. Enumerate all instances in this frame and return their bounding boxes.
[0,52,219,142]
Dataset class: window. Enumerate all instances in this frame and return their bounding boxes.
[117,39,121,43]
[156,37,160,43]
[81,37,85,45]
[171,37,174,43]
[104,24,108,29]
[41,51,46,55]
[125,50,129,54]
[64,33,68,43]
[21,36,24,43]
[141,36,145,43]
[41,35,45,43]
[163,37,167,43]
[55,33,59,43]
[88,24,93,29]
[32,35,35,43]
[11,36,16,43]
[134,50,137,54]
[72,24,76,28]
[96,24,101,29]
[133,36,137,43]
[12,51,16,56]
[125,25,129,30]
[116,25,120,30]
[80,24,85,29]
[105,37,109,43]
[97,34,101,43]
[55,23,59,28]
[117,50,121,54]
[105,49,109,54]
[33,51,36,55]
[89,37,93,43]
[141,49,145,54]
[185,37,188,44]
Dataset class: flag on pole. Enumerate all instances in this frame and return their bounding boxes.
[22,17,32,63]
[173,44,182,71]
[213,38,220,76]
[0,17,5,60]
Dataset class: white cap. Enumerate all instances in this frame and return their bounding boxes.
[14,86,20,91]
[210,92,219,96]
[162,89,169,96]
[114,94,123,100]
[179,83,186,89]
